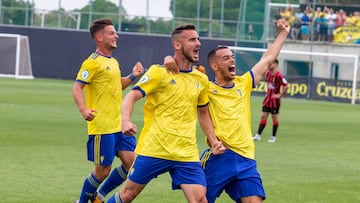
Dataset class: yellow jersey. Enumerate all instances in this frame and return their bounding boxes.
[75,52,122,135]
[134,65,209,162]
[208,71,256,159]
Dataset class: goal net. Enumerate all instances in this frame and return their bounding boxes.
[227,46,359,105]
[0,33,34,79]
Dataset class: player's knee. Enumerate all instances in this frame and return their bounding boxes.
[206,196,216,203]
[192,188,207,203]
[120,189,137,202]
[119,194,135,203]
[188,195,207,203]
[198,195,208,203]
[118,152,135,170]
[260,119,267,125]
[260,114,268,120]
[122,158,135,171]
[240,195,263,203]
[273,120,279,126]
[94,166,111,181]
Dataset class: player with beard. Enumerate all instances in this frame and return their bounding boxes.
[72,18,144,203]
[200,19,290,203]
[107,24,225,203]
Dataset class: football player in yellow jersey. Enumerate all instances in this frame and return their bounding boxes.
[107,24,225,203]
[72,18,144,203]
[199,19,290,203]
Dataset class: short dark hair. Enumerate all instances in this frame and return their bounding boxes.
[207,46,229,64]
[171,24,196,40]
[89,18,114,38]
[273,59,279,64]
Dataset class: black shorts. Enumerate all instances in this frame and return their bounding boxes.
[262,105,280,114]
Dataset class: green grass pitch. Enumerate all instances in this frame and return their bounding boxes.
[0,78,359,203]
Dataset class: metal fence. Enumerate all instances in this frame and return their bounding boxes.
[1,1,359,43]
[0,4,263,41]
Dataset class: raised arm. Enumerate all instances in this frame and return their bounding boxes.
[252,19,290,86]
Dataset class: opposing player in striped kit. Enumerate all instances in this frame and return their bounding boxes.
[253,59,289,143]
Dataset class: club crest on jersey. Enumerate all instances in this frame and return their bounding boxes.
[139,75,150,84]
[268,83,275,90]
[81,70,89,80]
[237,89,242,96]
[195,82,200,89]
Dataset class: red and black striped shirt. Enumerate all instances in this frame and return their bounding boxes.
[263,71,288,108]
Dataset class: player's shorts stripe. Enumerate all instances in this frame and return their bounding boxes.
[200,149,212,169]
[94,134,101,164]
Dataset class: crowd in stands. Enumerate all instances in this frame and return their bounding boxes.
[274,4,360,42]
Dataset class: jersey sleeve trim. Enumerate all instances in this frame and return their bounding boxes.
[249,70,255,88]
[198,102,209,108]
[75,79,89,84]
[132,86,146,97]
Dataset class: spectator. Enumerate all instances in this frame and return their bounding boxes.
[294,7,303,19]
[313,7,324,41]
[353,11,360,27]
[345,12,354,26]
[291,17,302,40]
[335,9,347,28]
[327,8,337,42]
[305,4,314,18]
[301,11,311,40]
[318,14,328,42]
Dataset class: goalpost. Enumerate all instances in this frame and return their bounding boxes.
[0,33,34,79]
[226,46,359,105]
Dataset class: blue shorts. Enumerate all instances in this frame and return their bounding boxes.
[200,149,265,203]
[128,155,206,189]
[87,132,136,166]
[301,25,309,35]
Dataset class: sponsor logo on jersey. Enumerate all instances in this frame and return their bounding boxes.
[139,75,150,84]
[81,70,89,80]
[170,79,176,85]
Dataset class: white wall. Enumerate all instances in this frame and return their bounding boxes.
[268,41,360,81]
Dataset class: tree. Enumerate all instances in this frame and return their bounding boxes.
[169,0,266,39]
[30,0,127,30]
[76,0,126,30]
[1,0,33,25]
